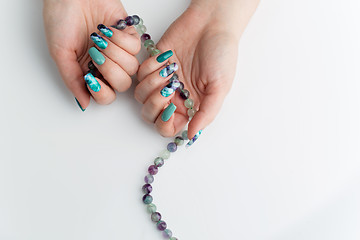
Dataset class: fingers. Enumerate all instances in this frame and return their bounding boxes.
[137,50,174,81]
[53,49,91,110]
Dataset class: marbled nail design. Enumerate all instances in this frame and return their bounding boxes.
[90,33,108,49]
[160,79,181,97]
[159,63,178,78]
[186,130,203,148]
[97,24,113,38]
[84,72,101,92]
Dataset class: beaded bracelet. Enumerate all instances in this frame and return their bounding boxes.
[86,15,203,239]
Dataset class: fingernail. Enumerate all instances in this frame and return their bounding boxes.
[89,47,105,65]
[186,130,203,148]
[90,33,108,49]
[84,72,101,92]
[161,103,177,122]
[160,79,181,97]
[75,98,86,112]
[156,50,173,63]
[97,24,113,38]
[159,63,178,78]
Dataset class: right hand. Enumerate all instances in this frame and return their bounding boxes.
[43,0,141,110]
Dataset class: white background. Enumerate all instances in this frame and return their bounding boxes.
[0,0,359,239]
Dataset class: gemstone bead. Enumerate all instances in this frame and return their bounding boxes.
[169,73,179,82]
[147,45,156,52]
[143,194,153,204]
[174,136,184,146]
[116,19,127,30]
[125,16,134,26]
[184,98,194,108]
[167,142,177,152]
[88,60,96,70]
[148,165,159,175]
[144,39,155,48]
[157,220,167,231]
[139,18,144,25]
[139,25,147,33]
[180,89,190,99]
[147,203,157,213]
[182,130,188,140]
[142,184,152,194]
[188,108,196,118]
[144,174,154,184]
[170,237,178,240]
[151,212,162,222]
[132,15,140,25]
[141,33,151,42]
[154,157,164,167]
[150,49,161,56]
[160,150,170,159]
[163,229,173,238]
[177,81,184,91]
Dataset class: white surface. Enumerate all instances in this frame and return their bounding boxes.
[0,0,359,239]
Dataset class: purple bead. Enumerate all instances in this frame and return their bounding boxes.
[125,16,134,26]
[141,33,151,42]
[142,194,153,204]
[180,89,190,99]
[177,81,184,91]
[132,15,140,25]
[148,165,158,175]
[142,184,152,194]
[116,19,127,30]
[151,212,162,222]
[144,174,154,184]
[157,220,167,231]
[167,142,177,152]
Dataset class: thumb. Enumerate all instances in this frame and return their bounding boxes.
[52,49,90,110]
[187,90,225,139]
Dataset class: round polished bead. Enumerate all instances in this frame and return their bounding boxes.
[125,16,134,26]
[170,237,178,240]
[139,25,147,33]
[150,49,161,56]
[174,136,184,146]
[141,33,151,42]
[180,89,190,100]
[147,45,156,52]
[139,18,144,25]
[147,203,157,213]
[182,130,188,140]
[132,15,140,25]
[163,229,173,238]
[157,220,167,231]
[144,174,154,184]
[160,150,170,159]
[116,19,127,30]
[177,81,184,91]
[188,108,196,118]
[169,73,179,82]
[154,157,164,167]
[142,184,152,194]
[142,194,153,204]
[184,98,194,109]
[148,165,158,175]
[88,60,96,70]
[151,212,162,222]
[167,142,177,152]
[144,39,155,48]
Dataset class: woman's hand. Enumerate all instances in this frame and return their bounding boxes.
[135,0,259,138]
[43,0,141,110]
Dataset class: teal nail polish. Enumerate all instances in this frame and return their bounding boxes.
[90,33,108,49]
[156,50,173,63]
[97,24,113,38]
[186,130,203,148]
[84,72,101,92]
[89,47,105,65]
[161,103,177,122]
[75,98,86,112]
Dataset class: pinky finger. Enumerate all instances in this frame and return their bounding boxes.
[84,73,116,105]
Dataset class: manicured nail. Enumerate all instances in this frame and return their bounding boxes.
[159,63,178,78]
[160,79,181,97]
[84,72,101,92]
[90,33,108,49]
[97,24,113,38]
[161,103,177,122]
[75,98,86,112]
[89,47,105,65]
[156,50,173,63]
[186,130,203,148]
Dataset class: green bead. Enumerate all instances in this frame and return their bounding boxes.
[147,203,157,213]
[144,39,155,48]
[147,46,156,53]
[187,108,196,118]
[170,237,178,240]
[160,150,170,159]
[139,18,143,25]
[184,98,194,109]
[174,136,184,146]
[150,49,161,56]
[154,157,164,167]
[182,130,188,140]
